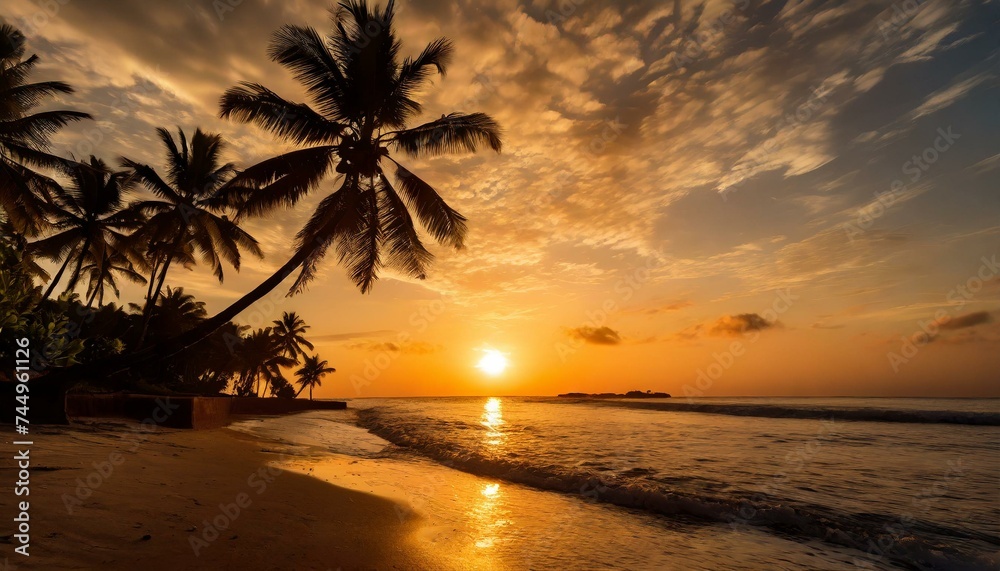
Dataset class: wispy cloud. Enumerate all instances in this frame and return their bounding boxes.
[567,326,623,345]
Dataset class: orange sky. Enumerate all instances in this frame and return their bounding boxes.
[7,0,1000,397]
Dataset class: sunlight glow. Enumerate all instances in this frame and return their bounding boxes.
[477,349,509,376]
[481,397,505,447]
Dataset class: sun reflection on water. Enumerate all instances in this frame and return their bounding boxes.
[471,482,510,549]
[481,397,505,448]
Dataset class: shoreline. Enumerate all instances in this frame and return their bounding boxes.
[0,420,438,570]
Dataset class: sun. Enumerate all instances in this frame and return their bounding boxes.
[477,349,509,376]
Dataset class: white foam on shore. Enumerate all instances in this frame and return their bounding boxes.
[228,410,391,457]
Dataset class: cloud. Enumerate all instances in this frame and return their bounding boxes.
[311,330,396,342]
[345,341,441,355]
[640,300,694,315]
[709,313,778,337]
[567,325,622,345]
[909,72,991,120]
[939,311,993,331]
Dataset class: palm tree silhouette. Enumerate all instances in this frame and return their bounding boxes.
[0,24,91,236]
[130,286,208,341]
[80,250,146,307]
[272,311,314,362]
[233,327,296,397]
[295,354,335,400]
[27,157,143,298]
[36,0,502,386]
[218,0,501,295]
[122,127,263,347]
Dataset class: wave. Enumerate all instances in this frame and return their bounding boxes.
[558,400,1000,426]
[357,408,1000,571]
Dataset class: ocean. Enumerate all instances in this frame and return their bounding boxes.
[230,397,1000,570]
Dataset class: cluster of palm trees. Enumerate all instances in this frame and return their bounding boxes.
[1,0,502,391]
[233,311,334,400]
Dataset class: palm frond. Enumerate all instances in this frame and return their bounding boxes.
[220,82,346,144]
[268,24,348,119]
[389,159,467,249]
[226,146,339,219]
[389,112,502,157]
[377,173,431,280]
[0,110,92,149]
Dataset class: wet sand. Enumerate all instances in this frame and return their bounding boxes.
[0,420,438,570]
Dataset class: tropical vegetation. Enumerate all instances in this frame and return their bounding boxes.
[0,0,502,412]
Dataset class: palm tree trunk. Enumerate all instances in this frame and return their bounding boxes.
[147,257,172,311]
[309,385,313,401]
[144,257,161,302]
[63,235,92,294]
[86,285,99,307]
[134,257,173,349]
[42,252,75,298]
[33,245,314,388]
[85,253,106,307]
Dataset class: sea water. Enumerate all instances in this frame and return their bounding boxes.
[230,397,999,570]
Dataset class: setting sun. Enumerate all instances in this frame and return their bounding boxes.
[476,350,509,376]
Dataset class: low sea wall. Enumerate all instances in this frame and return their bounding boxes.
[65,394,346,429]
[230,398,346,415]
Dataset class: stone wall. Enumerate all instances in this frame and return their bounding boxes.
[64,394,346,429]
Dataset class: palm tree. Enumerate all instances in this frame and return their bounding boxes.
[233,327,296,397]
[123,127,263,346]
[272,311,314,362]
[0,221,49,283]
[295,354,335,400]
[0,24,92,236]
[81,250,147,307]
[34,0,502,387]
[218,0,501,296]
[130,286,208,341]
[27,157,143,298]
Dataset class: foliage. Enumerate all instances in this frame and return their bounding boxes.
[295,354,335,400]
[219,0,502,293]
[0,23,91,236]
[0,236,84,375]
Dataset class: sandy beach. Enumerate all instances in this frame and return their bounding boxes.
[0,420,438,571]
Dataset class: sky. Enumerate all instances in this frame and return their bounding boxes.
[6,0,1000,398]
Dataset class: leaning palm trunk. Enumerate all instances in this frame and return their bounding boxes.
[33,0,501,389]
[42,253,74,298]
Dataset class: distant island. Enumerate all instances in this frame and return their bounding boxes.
[557,391,672,399]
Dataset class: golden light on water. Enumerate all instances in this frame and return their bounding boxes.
[471,482,509,549]
[481,397,505,447]
[476,349,509,376]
